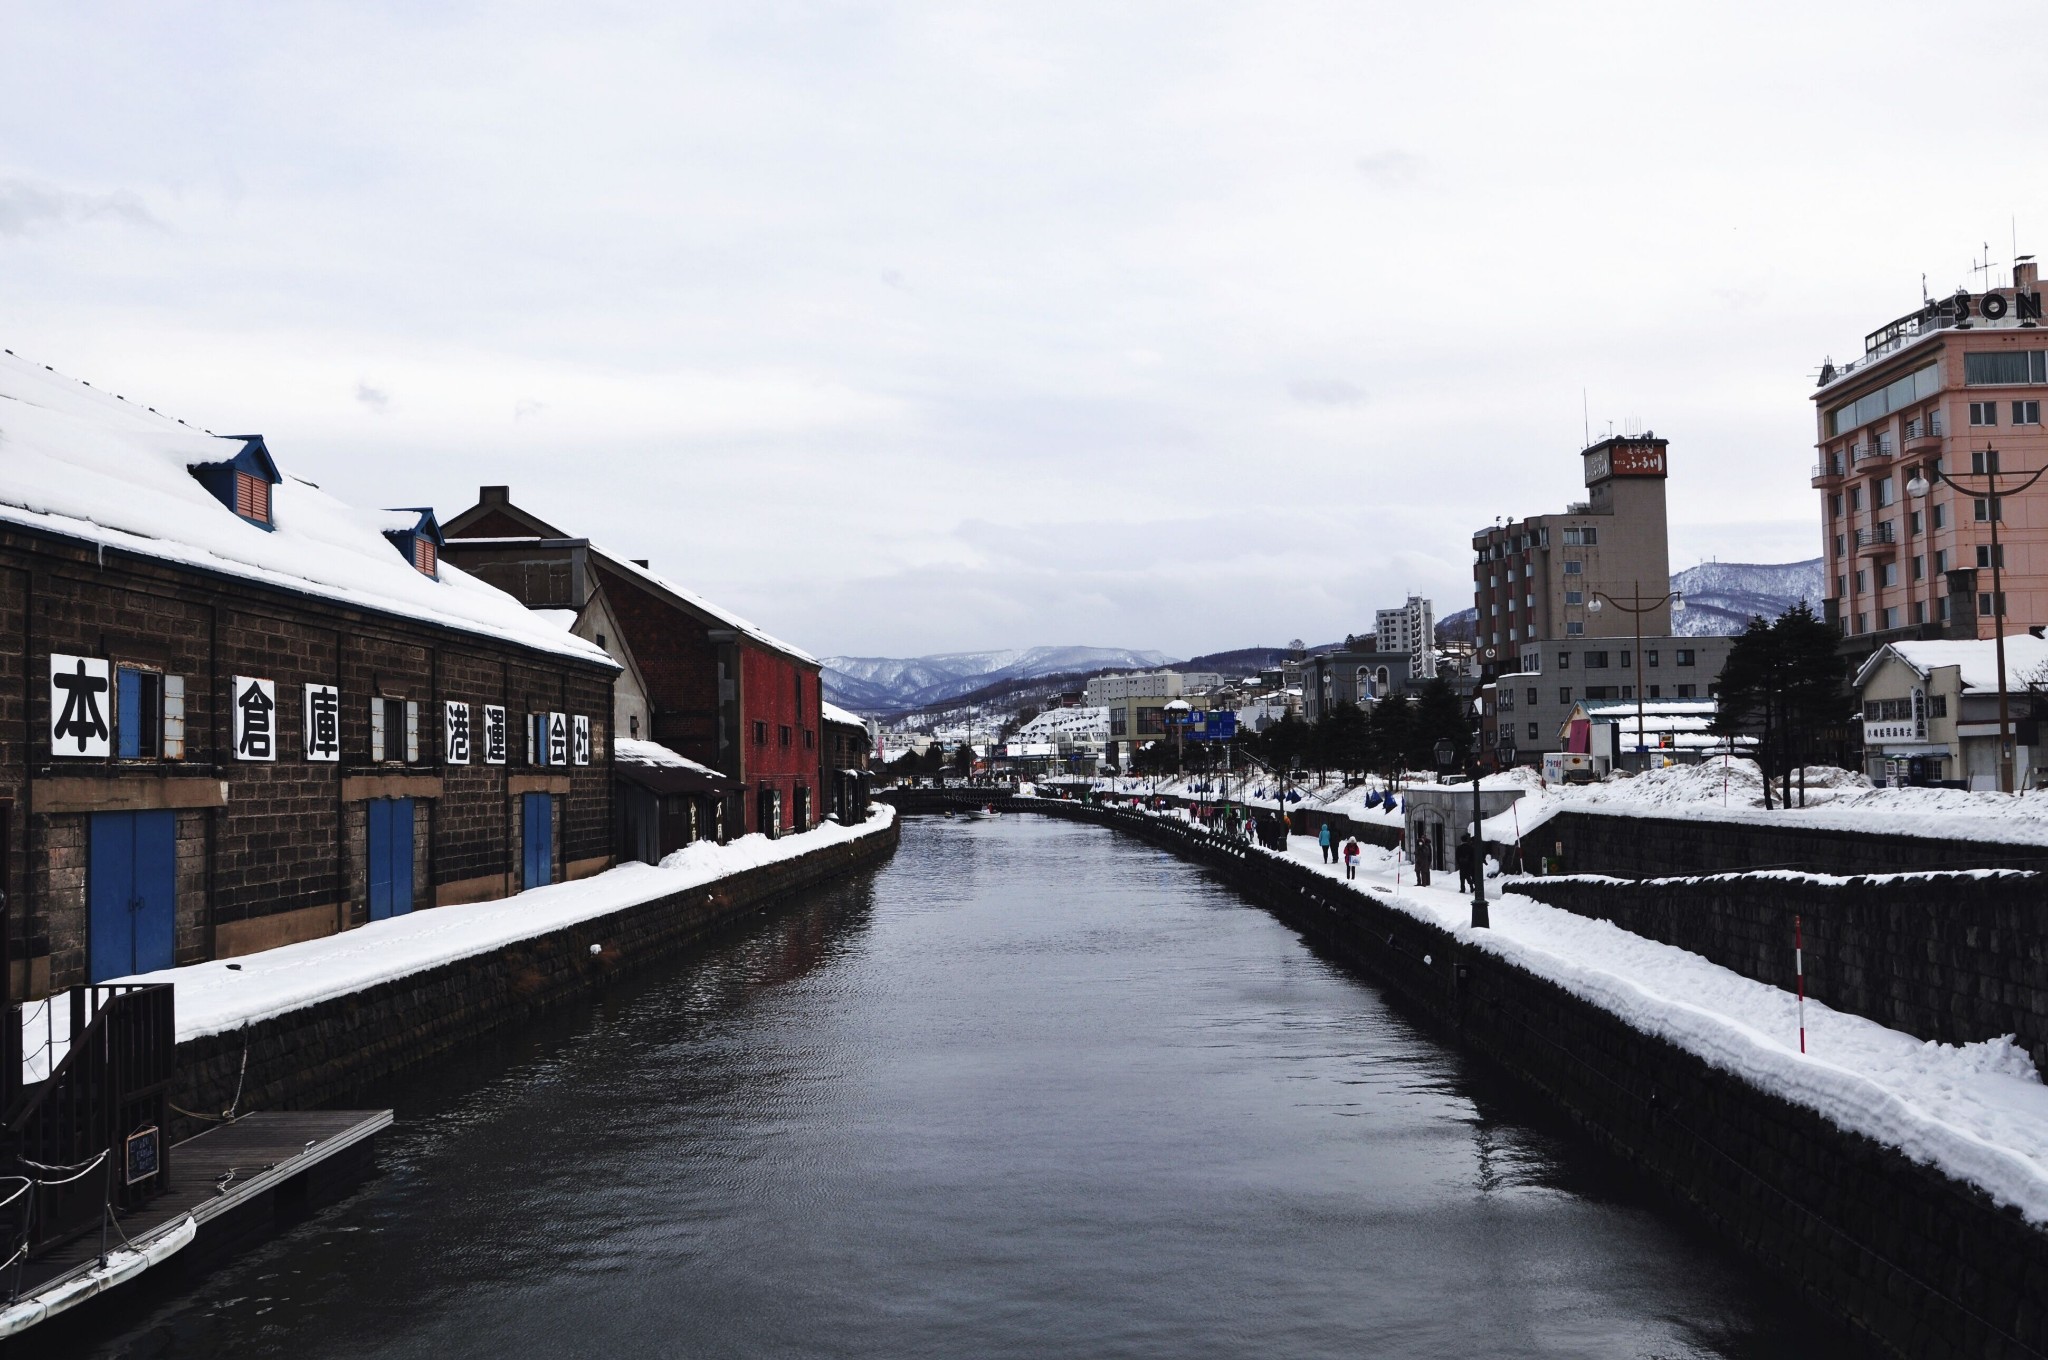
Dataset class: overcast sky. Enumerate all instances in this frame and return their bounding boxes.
[5,3,2044,660]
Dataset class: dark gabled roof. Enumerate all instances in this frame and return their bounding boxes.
[379,507,445,547]
[209,434,282,483]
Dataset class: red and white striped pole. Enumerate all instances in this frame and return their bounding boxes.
[1795,914,1807,1055]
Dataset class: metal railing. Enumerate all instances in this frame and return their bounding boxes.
[2,984,175,1259]
[1855,524,1898,549]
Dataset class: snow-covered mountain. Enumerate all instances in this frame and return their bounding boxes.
[1436,558,1826,643]
[1671,558,1825,636]
[822,646,1175,713]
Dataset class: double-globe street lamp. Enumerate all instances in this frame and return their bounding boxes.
[1586,582,1685,767]
[1433,736,1489,929]
[1907,446,2046,794]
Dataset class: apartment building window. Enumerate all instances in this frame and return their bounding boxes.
[1836,572,1848,596]
[1829,493,1842,518]
[1676,649,1696,666]
[1676,684,1698,698]
[1981,592,2008,618]
[1563,560,1583,575]
[1525,688,1538,705]
[1855,569,1868,592]
[1939,596,1953,622]
[1559,688,1572,705]
[1911,601,1926,624]
[1585,686,1615,700]
[1934,549,1949,574]
[779,725,793,747]
[1556,653,1571,669]
[1566,622,1584,635]
[1976,497,1999,522]
[1910,554,1923,581]
[1908,510,1922,536]
[1585,651,1610,668]
[1965,351,2048,384]
[753,720,768,745]
[1875,476,1894,507]
[1646,650,1659,667]
[1618,650,1631,667]
[1931,695,1949,717]
[2017,401,2043,425]
[1879,561,1899,587]
[1832,534,1845,558]
[1971,401,1999,426]
[1881,606,1900,629]
[1976,545,2005,569]
[1848,486,1863,510]
[1647,685,1661,698]
[1527,723,1539,741]
[1564,590,1583,604]
[1621,686,1634,700]
[1855,612,1869,634]
[1973,448,2002,475]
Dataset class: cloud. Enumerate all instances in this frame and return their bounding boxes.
[514,398,547,422]
[1287,377,1366,406]
[0,178,160,236]
[1353,151,1423,189]
[355,381,391,413]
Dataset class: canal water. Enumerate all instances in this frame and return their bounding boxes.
[89,815,1840,1359]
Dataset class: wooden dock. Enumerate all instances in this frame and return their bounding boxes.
[3,1108,391,1337]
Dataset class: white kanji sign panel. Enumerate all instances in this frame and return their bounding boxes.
[572,715,591,765]
[50,653,112,758]
[445,701,472,765]
[304,684,341,762]
[483,704,508,765]
[232,676,278,761]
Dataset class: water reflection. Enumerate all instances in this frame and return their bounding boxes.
[78,815,1838,1360]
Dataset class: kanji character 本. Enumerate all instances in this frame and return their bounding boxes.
[305,684,340,761]
[234,677,277,761]
[51,654,110,756]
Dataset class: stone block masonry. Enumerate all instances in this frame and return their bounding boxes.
[1513,870,2048,1062]
[171,815,899,1136]
[1538,806,2048,877]
[1023,799,2048,1360]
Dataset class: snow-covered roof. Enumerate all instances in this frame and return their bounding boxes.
[1856,634,2048,693]
[821,700,865,727]
[613,737,722,778]
[0,352,615,668]
[596,548,816,665]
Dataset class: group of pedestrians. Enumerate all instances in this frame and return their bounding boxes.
[1315,822,1365,879]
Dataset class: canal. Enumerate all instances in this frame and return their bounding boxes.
[85,814,1838,1359]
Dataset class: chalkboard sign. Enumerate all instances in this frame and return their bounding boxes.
[125,1126,160,1185]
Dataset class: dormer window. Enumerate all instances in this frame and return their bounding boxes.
[190,434,282,530]
[381,508,446,580]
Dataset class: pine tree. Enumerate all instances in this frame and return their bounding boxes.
[1710,604,1849,808]
[1413,677,1471,770]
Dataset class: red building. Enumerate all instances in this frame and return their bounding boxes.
[441,488,823,838]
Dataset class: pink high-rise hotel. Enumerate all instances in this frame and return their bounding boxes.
[1814,258,2048,644]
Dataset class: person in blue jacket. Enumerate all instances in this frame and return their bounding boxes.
[1318,821,1335,863]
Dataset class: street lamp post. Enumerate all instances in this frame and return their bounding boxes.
[1908,447,2047,794]
[1586,581,1684,768]
[1434,736,1489,929]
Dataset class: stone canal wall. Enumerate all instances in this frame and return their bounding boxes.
[1513,870,2048,1061]
[1016,798,2046,1360]
[171,815,900,1132]
[1537,807,2048,877]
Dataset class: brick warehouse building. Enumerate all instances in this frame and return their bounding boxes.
[439,488,825,839]
[0,354,618,995]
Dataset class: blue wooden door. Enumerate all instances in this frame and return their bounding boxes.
[523,793,552,889]
[367,798,415,921]
[88,811,175,982]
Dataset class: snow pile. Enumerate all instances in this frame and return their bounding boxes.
[0,352,613,666]
[114,808,896,1041]
[1082,799,2048,1224]
[614,737,722,777]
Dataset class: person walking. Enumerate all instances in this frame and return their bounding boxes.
[1414,831,1433,887]
[1318,822,1334,864]
[1342,837,1361,880]
[1456,834,1476,893]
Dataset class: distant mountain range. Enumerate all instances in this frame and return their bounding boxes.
[832,560,1826,719]
[1435,558,1825,643]
[822,646,1173,713]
